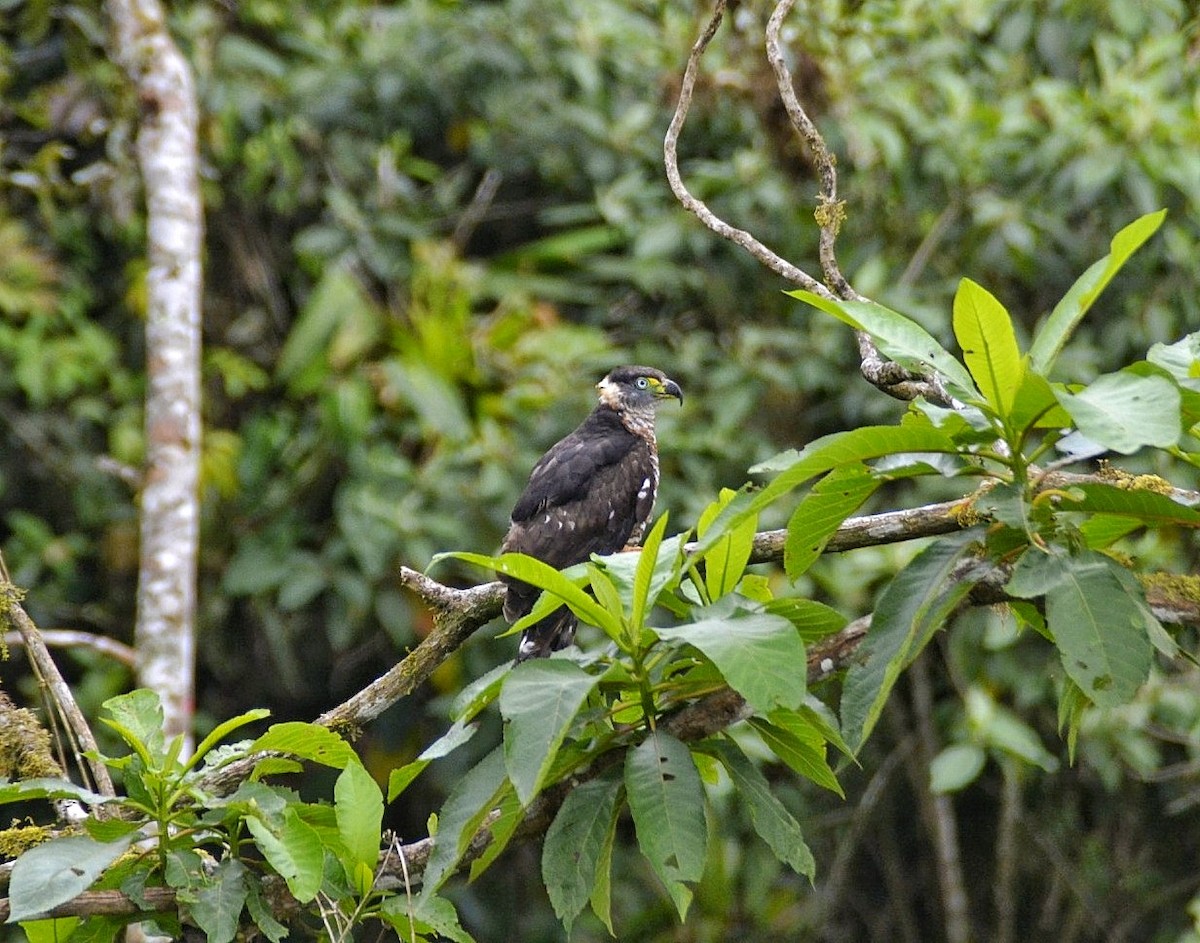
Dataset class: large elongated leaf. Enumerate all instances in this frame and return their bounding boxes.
[1055,370,1181,454]
[0,777,111,808]
[654,607,806,714]
[696,425,958,559]
[438,551,623,639]
[499,660,601,805]
[419,746,510,900]
[748,714,843,796]
[541,769,623,934]
[632,513,670,630]
[790,290,980,399]
[246,807,324,903]
[952,278,1023,417]
[1058,482,1200,525]
[387,719,479,803]
[250,722,356,769]
[841,532,981,752]
[594,534,687,618]
[190,859,248,943]
[335,759,384,890]
[625,732,707,920]
[785,464,880,579]
[1029,210,1166,373]
[186,708,271,774]
[1008,548,1154,707]
[6,835,133,923]
[698,489,759,599]
[710,740,815,880]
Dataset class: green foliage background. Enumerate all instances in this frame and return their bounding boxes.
[2,0,1200,939]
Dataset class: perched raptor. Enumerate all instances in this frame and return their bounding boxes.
[501,365,683,661]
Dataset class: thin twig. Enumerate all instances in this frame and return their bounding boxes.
[909,651,971,943]
[2,630,138,668]
[663,0,829,296]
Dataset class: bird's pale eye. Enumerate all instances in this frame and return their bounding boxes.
[635,377,649,389]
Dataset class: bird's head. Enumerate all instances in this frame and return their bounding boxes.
[596,366,684,412]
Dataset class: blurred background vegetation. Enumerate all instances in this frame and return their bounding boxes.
[2,0,1199,939]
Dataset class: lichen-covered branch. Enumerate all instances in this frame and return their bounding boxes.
[0,583,115,796]
[106,0,204,748]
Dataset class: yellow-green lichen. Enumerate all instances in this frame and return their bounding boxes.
[1096,462,1176,496]
[0,692,64,780]
[1141,572,1200,611]
[0,823,54,861]
[814,197,847,235]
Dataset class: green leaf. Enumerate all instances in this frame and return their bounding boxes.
[588,796,620,936]
[1029,210,1166,374]
[6,835,134,923]
[245,807,325,903]
[438,551,623,639]
[18,917,80,943]
[542,769,623,934]
[99,690,165,765]
[929,743,986,794]
[632,513,671,629]
[0,777,111,808]
[1057,482,1200,526]
[468,787,524,881]
[785,464,881,579]
[748,714,843,796]
[624,731,707,920]
[189,859,247,943]
[841,532,981,752]
[499,660,601,805]
[336,760,384,889]
[965,688,1059,772]
[245,878,289,943]
[952,277,1023,416]
[1147,333,1200,387]
[1055,370,1181,454]
[594,534,687,617]
[1008,369,1070,436]
[451,663,510,723]
[186,708,271,774]
[1044,553,1153,708]
[419,746,509,899]
[654,606,806,715]
[250,722,356,769]
[790,290,980,399]
[387,720,478,803]
[710,739,815,880]
[381,893,476,943]
[698,489,758,599]
[764,598,848,642]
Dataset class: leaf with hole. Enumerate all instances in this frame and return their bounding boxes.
[6,835,133,923]
[625,731,707,920]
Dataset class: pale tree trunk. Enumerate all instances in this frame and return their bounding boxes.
[107,0,203,750]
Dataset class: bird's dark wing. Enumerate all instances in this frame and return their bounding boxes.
[509,412,639,524]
